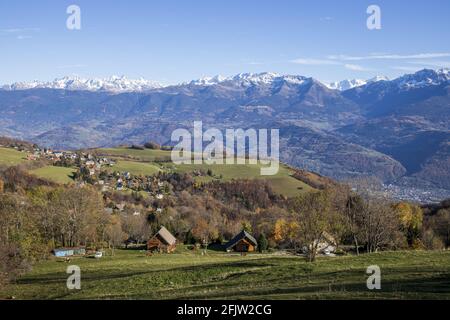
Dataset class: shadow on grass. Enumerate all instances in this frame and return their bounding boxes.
[15,253,450,300]
[16,256,287,286]
[172,272,450,300]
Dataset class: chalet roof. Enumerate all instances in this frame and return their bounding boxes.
[154,226,177,246]
[225,230,257,250]
[321,231,337,245]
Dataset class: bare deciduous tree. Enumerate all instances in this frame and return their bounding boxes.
[359,200,402,253]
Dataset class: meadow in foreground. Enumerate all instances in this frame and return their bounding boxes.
[2,248,450,300]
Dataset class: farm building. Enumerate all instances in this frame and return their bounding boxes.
[53,247,86,257]
[224,230,258,252]
[147,226,177,253]
[303,231,337,255]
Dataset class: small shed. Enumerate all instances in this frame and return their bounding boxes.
[303,231,337,254]
[53,247,86,257]
[225,230,258,252]
[147,226,177,253]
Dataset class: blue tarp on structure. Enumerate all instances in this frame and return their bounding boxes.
[53,249,74,257]
[53,247,86,257]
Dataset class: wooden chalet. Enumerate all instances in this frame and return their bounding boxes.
[224,230,258,252]
[147,226,177,253]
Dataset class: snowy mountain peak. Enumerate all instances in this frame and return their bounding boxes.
[189,75,227,86]
[326,79,367,91]
[3,68,448,93]
[2,76,164,93]
[230,72,311,86]
[326,75,390,91]
[367,75,390,83]
[231,72,280,84]
[189,72,309,87]
[395,68,450,89]
[437,68,450,76]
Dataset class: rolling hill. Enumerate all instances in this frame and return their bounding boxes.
[0,146,321,198]
[0,147,27,167]
[94,147,315,197]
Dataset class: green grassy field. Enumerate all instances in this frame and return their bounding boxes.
[0,146,311,196]
[2,249,450,300]
[0,147,27,166]
[98,148,172,162]
[172,163,312,197]
[30,166,76,184]
[97,148,311,197]
[107,160,161,176]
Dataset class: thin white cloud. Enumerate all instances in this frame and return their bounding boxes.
[407,60,450,68]
[328,53,450,61]
[290,58,340,65]
[2,27,40,41]
[16,35,32,40]
[58,64,88,69]
[1,27,40,34]
[391,66,423,72]
[290,57,372,72]
[344,64,371,71]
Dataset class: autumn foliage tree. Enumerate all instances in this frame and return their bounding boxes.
[106,215,128,255]
[393,202,423,247]
[0,193,46,285]
[429,208,450,248]
[291,191,335,262]
[27,185,106,248]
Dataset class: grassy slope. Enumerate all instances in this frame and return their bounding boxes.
[96,148,312,197]
[0,148,76,184]
[30,166,76,184]
[0,146,312,195]
[0,147,27,166]
[106,160,161,176]
[3,249,450,300]
[98,148,171,162]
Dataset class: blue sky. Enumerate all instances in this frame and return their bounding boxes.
[1,0,449,84]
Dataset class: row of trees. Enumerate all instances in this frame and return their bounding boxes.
[0,167,132,286]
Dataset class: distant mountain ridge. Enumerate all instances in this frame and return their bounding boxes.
[326,76,390,91]
[3,69,445,93]
[0,68,449,201]
[1,71,425,93]
[1,75,163,93]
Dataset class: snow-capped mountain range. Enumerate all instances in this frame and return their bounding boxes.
[1,69,448,93]
[187,72,309,87]
[394,68,450,89]
[326,79,368,91]
[326,75,390,91]
[1,76,163,93]
[1,68,449,201]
